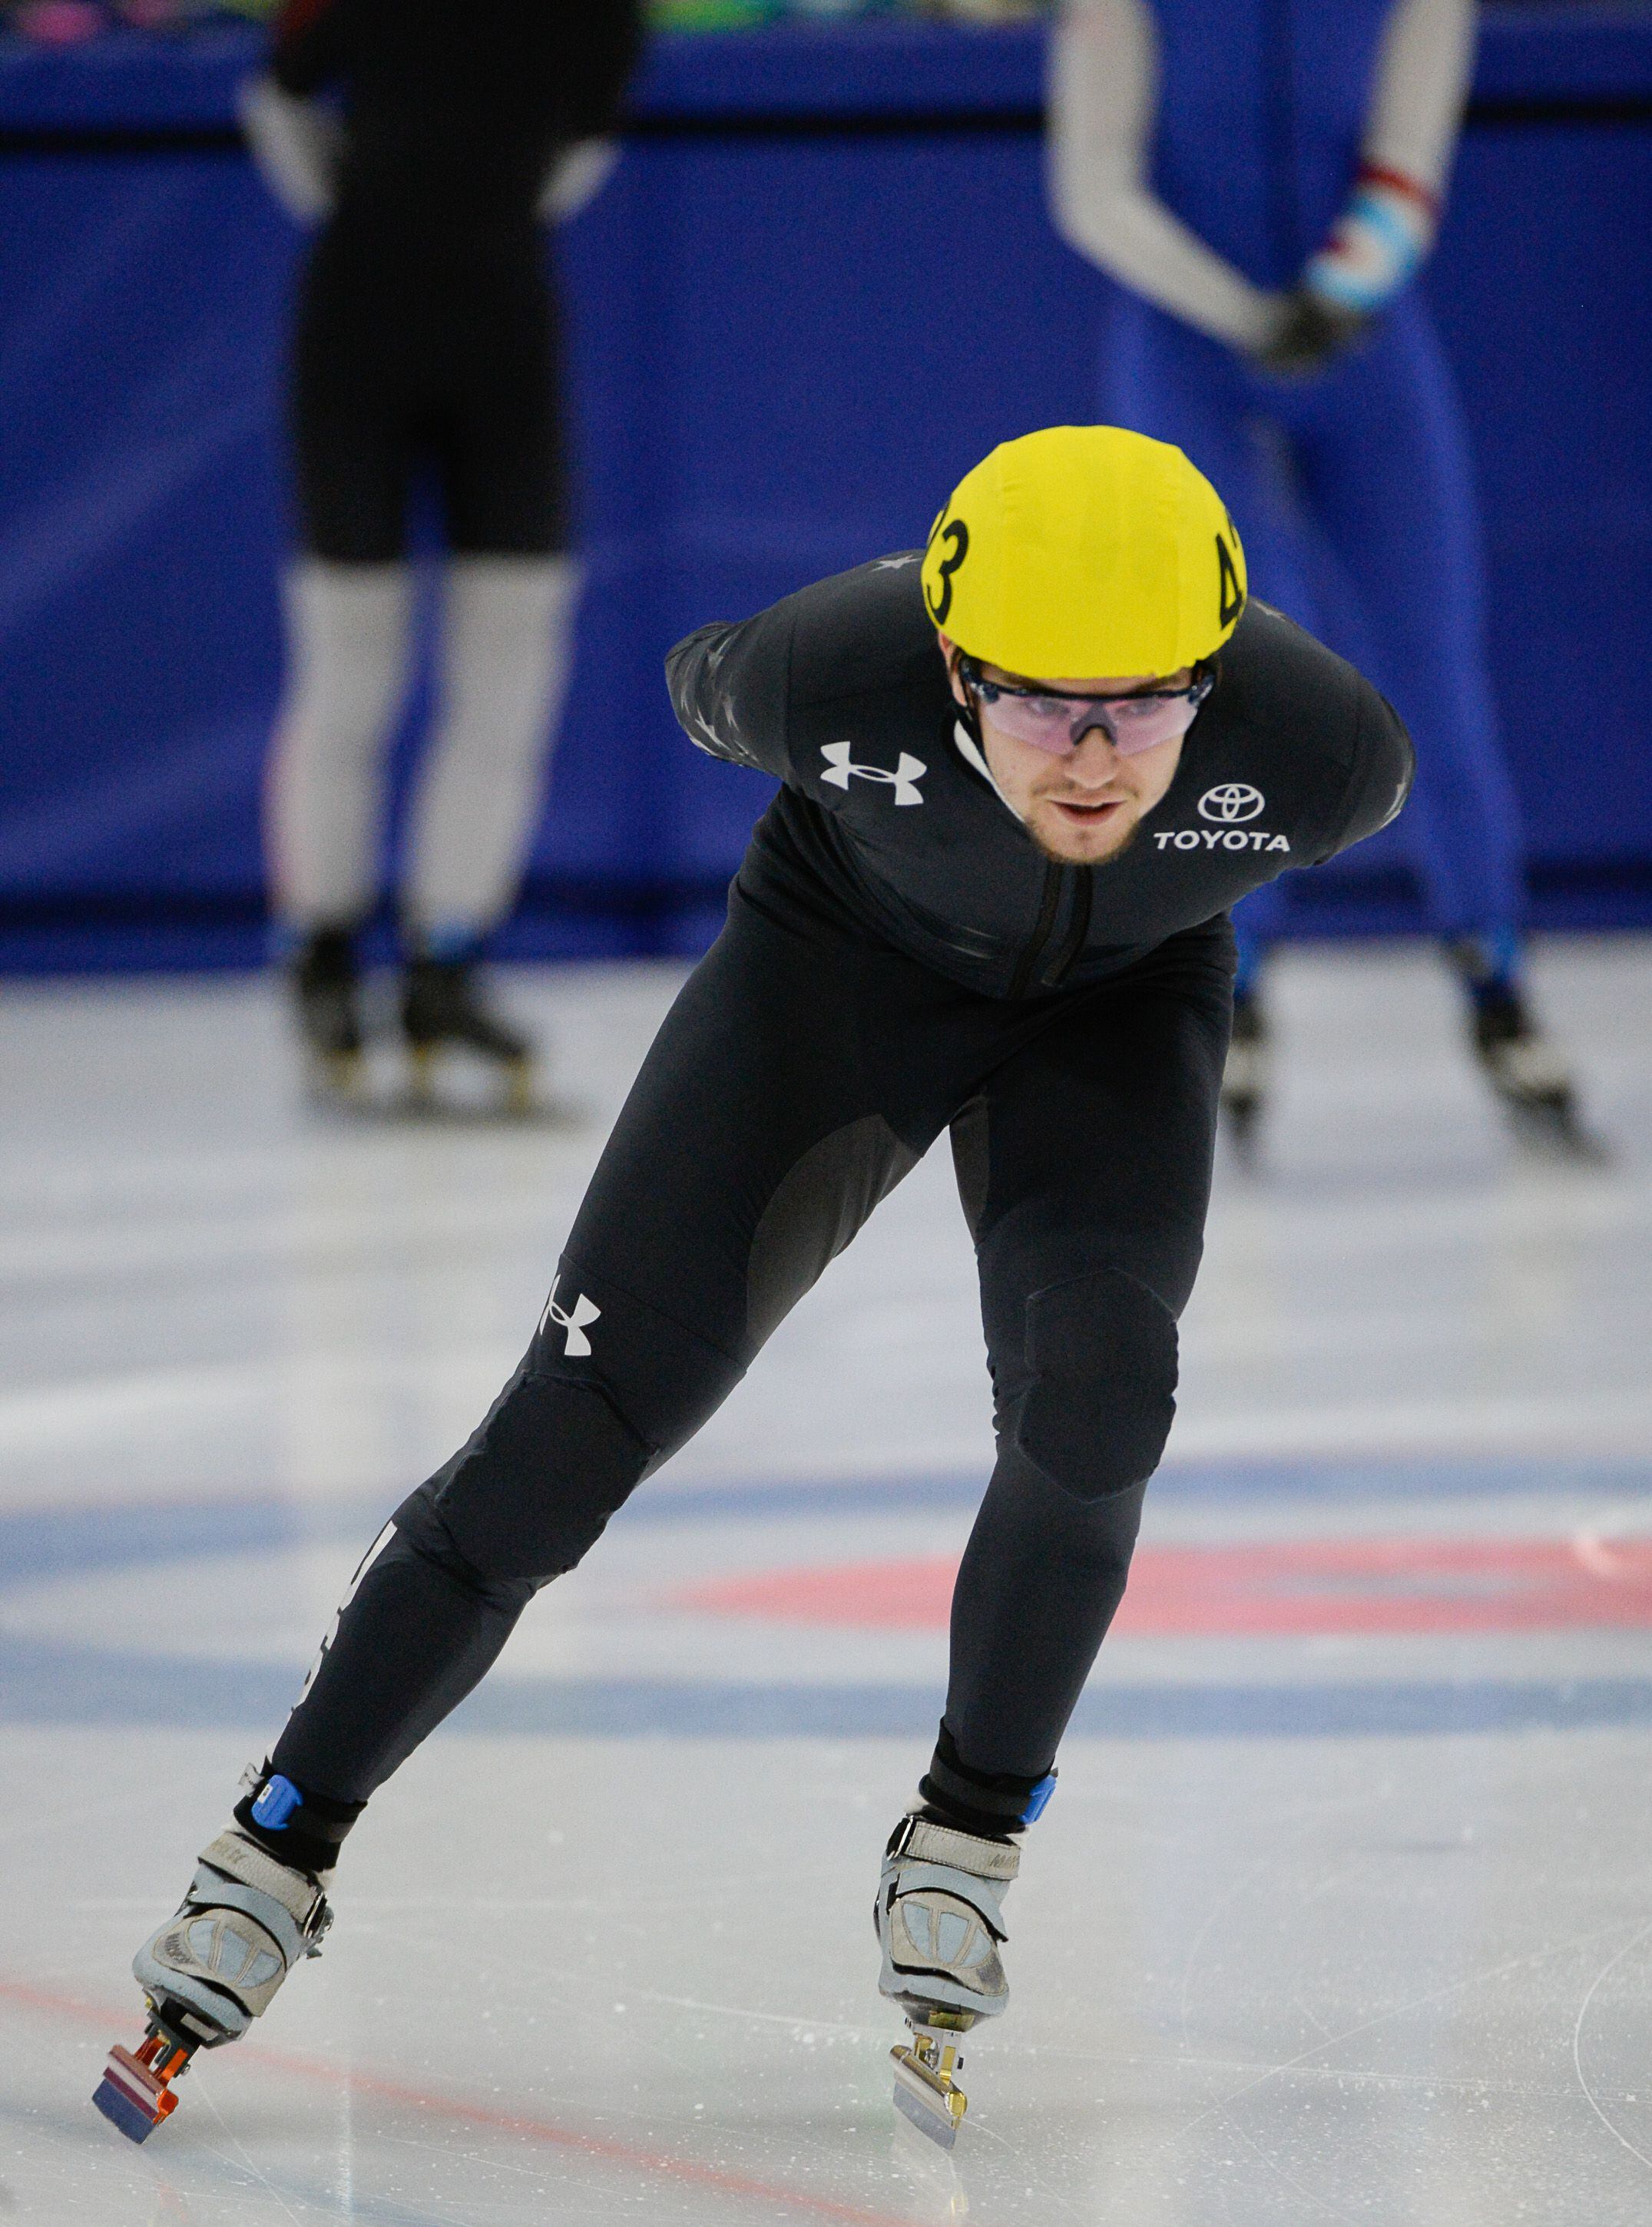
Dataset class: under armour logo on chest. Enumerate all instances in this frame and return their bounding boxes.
[819,741,927,806]
[540,1276,601,1357]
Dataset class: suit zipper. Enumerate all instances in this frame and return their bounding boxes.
[1040,867,1093,987]
[1007,864,1066,1000]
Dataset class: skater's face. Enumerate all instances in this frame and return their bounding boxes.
[939,637,1192,865]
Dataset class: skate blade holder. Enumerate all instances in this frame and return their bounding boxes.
[406,1043,536,1120]
[891,2010,973,2151]
[315,1046,366,1098]
[92,2008,202,2145]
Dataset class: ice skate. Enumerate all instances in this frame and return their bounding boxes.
[1468,981,1607,1161]
[1220,984,1268,1160]
[291,925,366,1102]
[400,951,537,1117]
[876,1813,1018,2149]
[94,1813,332,2143]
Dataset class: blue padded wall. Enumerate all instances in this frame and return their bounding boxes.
[1,15,1649,968]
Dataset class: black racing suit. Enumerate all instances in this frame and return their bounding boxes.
[270,0,641,561]
[260,558,1412,1855]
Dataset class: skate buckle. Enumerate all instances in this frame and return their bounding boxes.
[891,2011,972,2150]
[92,2017,197,2145]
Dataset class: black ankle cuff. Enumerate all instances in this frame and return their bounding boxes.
[234,1764,365,1881]
[919,1724,1056,1838]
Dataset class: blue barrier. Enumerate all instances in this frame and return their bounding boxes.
[2,13,1650,969]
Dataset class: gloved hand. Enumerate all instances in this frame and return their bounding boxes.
[238,78,342,226]
[1253,287,1371,377]
[1253,162,1437,377]
[537,138,619,223]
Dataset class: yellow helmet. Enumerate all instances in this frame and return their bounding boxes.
[920,424,1246,680]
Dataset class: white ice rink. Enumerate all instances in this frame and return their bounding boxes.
[4,937,1652,2225]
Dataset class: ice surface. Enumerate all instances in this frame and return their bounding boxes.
[2,940,1651,2223]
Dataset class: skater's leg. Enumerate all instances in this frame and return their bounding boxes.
[940,918,1233,1792]
[402,556,581,948]
[1106,301,1315,1140]
[392,243,574,1087]
[403,240,574,955]
[392,555,580,1104]
[875,925,1230,2067]
[267,233,421,1086]
[1293,303,1589,1138]
[1296,302,1523,948]
[270,230,422,932]
[264,559,416,934]
[265,892,992,1813]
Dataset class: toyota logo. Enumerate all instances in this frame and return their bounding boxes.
[1198,783,1266,824]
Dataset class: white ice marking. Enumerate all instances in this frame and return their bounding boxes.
[1571,1915,1652,2173]
[633,1989,875,2040]
[1170,1914,1640,2151]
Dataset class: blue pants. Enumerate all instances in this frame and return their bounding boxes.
[1104,293,1525,964]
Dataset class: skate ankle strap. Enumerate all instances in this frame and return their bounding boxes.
[197,1831,330,1939]
[886,1858,1012,1941]
[887,1816,1020,1882]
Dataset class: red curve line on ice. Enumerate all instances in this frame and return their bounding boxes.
[0,1977,922,2227]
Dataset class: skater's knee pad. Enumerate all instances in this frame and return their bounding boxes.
[428,1371,653,1587]
[1011,1266,1177,1502]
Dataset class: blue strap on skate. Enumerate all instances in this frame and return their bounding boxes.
[250,1775,303,1832]
[1020,1772,1057,1825]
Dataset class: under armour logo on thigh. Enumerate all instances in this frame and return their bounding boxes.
[541,1276,601,1358]
[819,741,927,806]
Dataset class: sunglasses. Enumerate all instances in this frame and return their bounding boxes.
[958,654,1214,758]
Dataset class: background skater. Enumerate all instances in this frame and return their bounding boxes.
[245,0,642,1110]
[103,426,1413,2149]
[1049,0,1595,1154]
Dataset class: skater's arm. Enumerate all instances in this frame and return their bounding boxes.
[246,0,355,222]
[1324,683,1415,860]
[240,76,346,223]
[269,0,353,98]
[667,607,795,779]
[538,140,620,223]
[1047,0,1282,353]
[1299,0,1475,315]
[558,0,646,145]
[537,4,643,224]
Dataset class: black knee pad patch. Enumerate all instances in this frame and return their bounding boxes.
[431,1372,652,1587]
[1012,1266,1178,1501]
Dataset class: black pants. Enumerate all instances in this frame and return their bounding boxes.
[292,214,567,562]
[272,885,1233,1810]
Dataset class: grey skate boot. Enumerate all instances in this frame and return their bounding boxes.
[876,1811,1019,2147]
[94,1819,333,2143]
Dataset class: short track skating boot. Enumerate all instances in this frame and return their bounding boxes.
[291,925,365,1102]
[1220,984,1269,1160]
[1451,947,1605,1160]
[876,1811,1018,2149]
[96,1789,333,2143]
[400,948,535,1116]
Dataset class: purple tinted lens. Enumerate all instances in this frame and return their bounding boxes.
[988,689,1199,758]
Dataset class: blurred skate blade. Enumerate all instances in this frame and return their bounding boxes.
[304,1047,588,1130]
[890,2111,970,2217]
[1501,1095,1614,1166]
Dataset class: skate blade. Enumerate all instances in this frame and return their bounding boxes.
[1502,1096,1613,1166]
[892,2033,968,2150]
[502,1054,535,1120]
[1220,1090,1263,1165]
[303,1047,367,1107]
[92,2037,187,2144]
[892,2073,962,2151]
[397,1046,564,1126]
[406,1043,439,1110]
[890,2110,972,2215]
